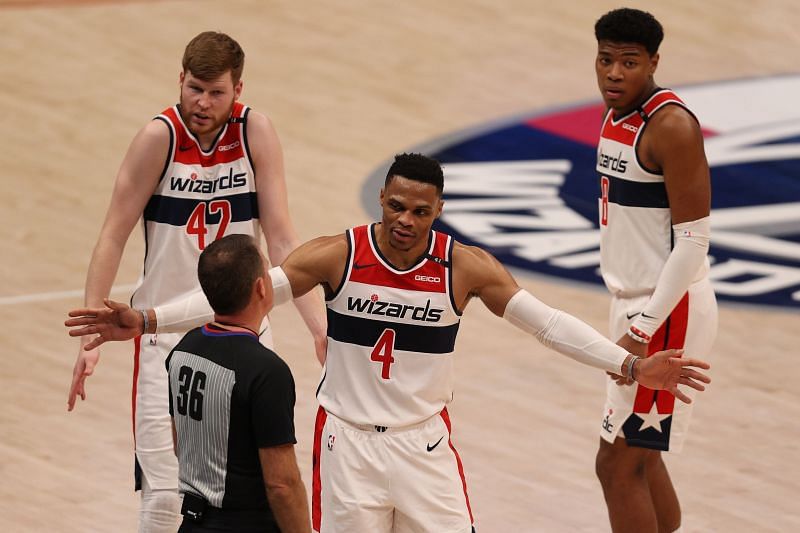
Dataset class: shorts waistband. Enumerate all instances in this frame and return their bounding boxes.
[326,409,442,433]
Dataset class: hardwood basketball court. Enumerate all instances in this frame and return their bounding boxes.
[1,0,798,531]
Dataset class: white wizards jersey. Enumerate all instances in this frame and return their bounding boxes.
[132,102,261,309]
[318,224,462,427]
[597,89,709,297]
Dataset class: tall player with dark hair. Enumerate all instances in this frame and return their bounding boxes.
[592,8,718,533]
[66,31,326,532]
[68,153,711,533]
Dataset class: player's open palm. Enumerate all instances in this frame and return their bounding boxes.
[65,299,142,348]
[636,349,711,404]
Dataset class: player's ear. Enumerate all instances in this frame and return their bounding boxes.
[234,79,243,101]
[179,71,185,86]
[435,199,444,219]
[649,53,659,76]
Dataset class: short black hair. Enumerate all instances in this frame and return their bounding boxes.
[197,234,264,315]
[385,153,444,195]
[595,8,664,56]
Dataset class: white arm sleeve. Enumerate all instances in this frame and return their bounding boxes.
[269,266,294,306]
[154,266,295,332]
[154,289,213,333]
[503,289,628,374]
[631,216,711,338]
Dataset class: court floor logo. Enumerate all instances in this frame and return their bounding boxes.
[363,75,800,309]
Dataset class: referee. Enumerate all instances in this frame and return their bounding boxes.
[166,234,310,532]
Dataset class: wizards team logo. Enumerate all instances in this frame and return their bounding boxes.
[363,75,800,309]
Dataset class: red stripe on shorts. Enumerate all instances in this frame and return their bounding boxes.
[131,335,141,444]
[312,406,327,532]
[633,292,690,415]
[439,407,474,524]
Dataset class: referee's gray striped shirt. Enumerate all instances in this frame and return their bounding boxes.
[169,350,235,507]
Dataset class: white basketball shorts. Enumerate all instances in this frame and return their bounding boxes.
[312,407,474,533]
[600,277,717,453]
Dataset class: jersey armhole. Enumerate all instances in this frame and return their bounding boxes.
[153,115,174,183]
[241,107,256,174]
[325,230,353,302]
[446,236,463,316]
[635,101,699,176]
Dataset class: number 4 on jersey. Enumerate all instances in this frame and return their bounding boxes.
[371,328,396,379]
[186,199,232,250]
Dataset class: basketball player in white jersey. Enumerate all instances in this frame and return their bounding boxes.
[66,32,326,533]
[67,153,712,533]
[592,9,718,533]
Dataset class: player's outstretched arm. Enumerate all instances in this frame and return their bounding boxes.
[65,235,347,349]
[144,235,348,333]
[68,120,170,411]
[457,244,711,403]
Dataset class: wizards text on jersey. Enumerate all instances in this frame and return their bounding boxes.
[346,295,445,322]
[169,168,248,194]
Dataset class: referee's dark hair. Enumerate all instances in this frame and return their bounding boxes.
[198,234,264,315]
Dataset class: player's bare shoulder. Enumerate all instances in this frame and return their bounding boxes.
[243,109,283,179]
[450,239,519,314]
[244,109,279,142]
[285,232,349,289]
[245,108,271,128]
[451,241,508,285]
[116,118,171,188]
[650,104,701,138]
[641,104,704,170]
[134,118,172,151]
[452,241,492,267]
[305,233,349,259]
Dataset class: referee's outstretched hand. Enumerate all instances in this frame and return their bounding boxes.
[66,298,143,351]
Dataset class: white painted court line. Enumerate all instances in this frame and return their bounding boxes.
[0,284,138,306]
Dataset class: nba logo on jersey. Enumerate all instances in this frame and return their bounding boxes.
[327,434,335,452]
[362,74,800,310]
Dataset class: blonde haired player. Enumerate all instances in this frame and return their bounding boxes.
[67,32,326,532]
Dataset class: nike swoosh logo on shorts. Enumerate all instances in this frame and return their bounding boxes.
[626,312,640,320]
[427,436,444,452]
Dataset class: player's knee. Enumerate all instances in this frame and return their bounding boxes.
[596,440,646,484]
[644,449,665,470]
[139,487,181,533]
[595,444,615,484]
